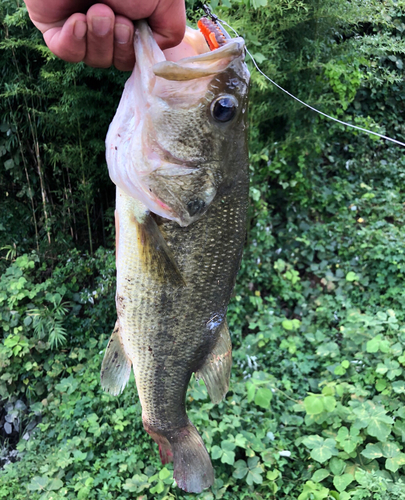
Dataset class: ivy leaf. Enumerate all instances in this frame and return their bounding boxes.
[333,473,354,492]
[311,439,338,463]
[361,443,384,459]
[254,387,272,408]
[233,459,248,479]
[386,453,405,473]
[381,442,401,458]
[304,396,324,415]
[246,382,256,403]
[27,476,49,491]
[73,450,87,461]
[311,469,330,482]
[221,447,235,465]
[211,445,222,460]
[47,478,63,491]
[246,457,263,485]
[302,435,324,449]
[353,402,394,441]
[122,474,149,493]
[252,0,268,9]
[158,467,171,481]
[150,480,165,495]
[329,457,346,476]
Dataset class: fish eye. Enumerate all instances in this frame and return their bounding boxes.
[211,96,238,123]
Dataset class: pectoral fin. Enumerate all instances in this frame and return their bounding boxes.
[135,210,186,287]
[100,321,132,396]
[196,321,232,404]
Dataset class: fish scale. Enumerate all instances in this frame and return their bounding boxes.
[116,175,248,428]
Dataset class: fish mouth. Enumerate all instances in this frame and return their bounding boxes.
[135,18,246,83]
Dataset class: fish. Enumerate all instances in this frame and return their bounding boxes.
[101,17,250,493]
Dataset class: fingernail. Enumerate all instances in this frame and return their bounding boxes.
[74,21,87,40]
[115,24,130,44]
[92,16,111,37]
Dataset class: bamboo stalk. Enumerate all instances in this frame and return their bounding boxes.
[74,79,93,254]
[7,100,40,250]
[5,23,52,245]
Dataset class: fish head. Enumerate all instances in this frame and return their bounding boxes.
[106,19,250,226]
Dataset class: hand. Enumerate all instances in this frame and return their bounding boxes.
[24,0,186,71]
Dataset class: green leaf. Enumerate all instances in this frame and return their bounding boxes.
[221,448,235,465]
[150,480,165,495]
[233,460,248,479]
[298,481,330,500]
[346,271,358,282]
[246,457,263,485]
[254,387,272,408]
[329,457,345,476]
[267,469,279,480]
[333,474,354,492]
[323,396,336,412]
[122,474,149,492]
[353,402,394,441]
[27,476,49,492]
[381,442,401,458]
[211,445,222,460]
[302,435,324,449]
[77,487,91,500]
[47,478,63,491]
[246,382,256,403]
[312,439,338,463]
[366,336,381,353]
[159,467,171,480]
[304,396,324,415]
[282,319,294,330]
[73,450,87,461]
[386,453,405,473]
[252,0,268,9]
[361,443,384,459]
[311,469,330,482]
[392,381,405,394]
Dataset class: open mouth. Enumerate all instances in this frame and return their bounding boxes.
[137,17,245,82]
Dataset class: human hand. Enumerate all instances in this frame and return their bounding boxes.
[24,1,186,71]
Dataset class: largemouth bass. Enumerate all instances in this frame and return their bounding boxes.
[102,17,250,493]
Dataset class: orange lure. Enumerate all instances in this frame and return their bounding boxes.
[197,17,227,50]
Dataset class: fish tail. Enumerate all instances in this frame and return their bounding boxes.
[170,422,214,493]
[143,419,214,493]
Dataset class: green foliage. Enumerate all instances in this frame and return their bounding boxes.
[2,0,405,498]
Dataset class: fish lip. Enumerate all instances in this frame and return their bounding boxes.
[152,39,246,81]
[133,20,245,82]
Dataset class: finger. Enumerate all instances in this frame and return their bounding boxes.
[149,0,186,50]
[84,3,115,68]
[99,0,186,50]
[113,16,135,72]
[41,13,87,63]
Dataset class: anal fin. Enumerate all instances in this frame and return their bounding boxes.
[100,321,131,396]
[196,321,232,404]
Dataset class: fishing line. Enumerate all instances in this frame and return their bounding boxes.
[201,5,405,148]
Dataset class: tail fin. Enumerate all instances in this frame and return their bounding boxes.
[170,423,215,493]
